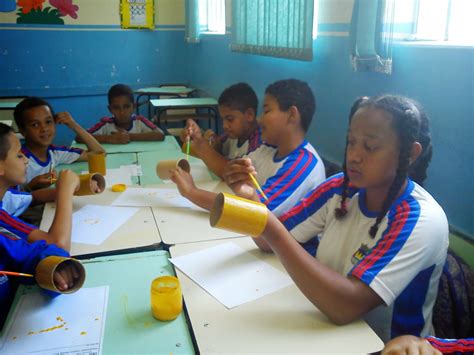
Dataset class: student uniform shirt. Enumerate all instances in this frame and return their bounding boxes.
[1,189,32,217]
[88,114,162,135]
[280,173,449,342]
[22,145,83,184]
[246,140,326,217]
[426,336,474,353]
[0,205,37,241]
[221,127,262,159]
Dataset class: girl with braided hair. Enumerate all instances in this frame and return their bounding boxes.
[250,95,448,342]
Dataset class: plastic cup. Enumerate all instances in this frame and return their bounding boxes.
[150,276,183,321]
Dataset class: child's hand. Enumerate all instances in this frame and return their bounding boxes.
[53,260,81,291]
[55,112,77,129]
[90,179,103,193]
[382,335,441,355]
[110,130,130,144]
[181,119,202,142]
[29,172,57,190]
[223,158,258,200]
[56,170,80,194]
[169,167,196,197]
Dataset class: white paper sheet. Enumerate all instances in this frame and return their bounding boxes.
[170,242,293,308]
[111,187,194,208]
[0,286,109,355]
[72,205,139,245]
[120,164,142,176]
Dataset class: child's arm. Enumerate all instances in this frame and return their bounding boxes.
[55,112,105,159]
[31,187,56,205]
[180,119,203,142]
[169,167,217,211]
[190,137,229,179]
[382,336,441,355]
[27,170,80,251]
[129,131,165,142]
[259,213,383,325]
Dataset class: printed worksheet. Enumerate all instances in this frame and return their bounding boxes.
[0,286,109,355]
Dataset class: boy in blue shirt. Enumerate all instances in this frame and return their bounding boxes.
[0,123,83,325]
[86,84,165,144]
[14,97,105,191]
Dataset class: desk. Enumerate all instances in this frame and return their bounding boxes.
[56,152,140,185]
[150,98,219,132]
[2,251,195,354]
[137,150,217,186]
[170,238,384,354]
[151,181,244,245]
[40,190,161,258]
[135,86,196,118]
[0,98,23,110]
[72,136,181,154]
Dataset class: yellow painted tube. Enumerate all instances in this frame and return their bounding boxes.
[35,256,86,294]
[156,159,190,180]
[88,152,106,176]
[210,193,268,237]
[75,173,106,196]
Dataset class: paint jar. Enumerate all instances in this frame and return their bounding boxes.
[35,256,86,294]
[210,192,269,237]
[156,159,190,180]
[150,276,183,321]
[88,152,106,176]
[75,173,106,196]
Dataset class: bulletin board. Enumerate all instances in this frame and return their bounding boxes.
[120,0,154,29]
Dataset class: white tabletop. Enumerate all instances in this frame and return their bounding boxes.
[170,238,384,354]
[150,181,244,245]
[40,189,161,257]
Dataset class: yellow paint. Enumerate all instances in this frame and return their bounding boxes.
[112,183,127,192]
[80,331,87,336]
[28,323,65,335]
[150,276,183,321]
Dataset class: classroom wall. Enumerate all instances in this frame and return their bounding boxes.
[185,0,474,238]
[0,0,188,142]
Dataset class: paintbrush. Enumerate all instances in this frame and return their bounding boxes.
[0,271,34,278]
[185,137,190,161]
[248,173,268,201]
[49,163,56,184]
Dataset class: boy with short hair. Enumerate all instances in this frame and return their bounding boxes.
[14,97,105,191]
[86,83,165,144]
[181,82,262,178]
[0,122,84,324]
[171,79,326,229]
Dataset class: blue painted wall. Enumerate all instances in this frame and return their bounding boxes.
[0,28,189,144]
[187,34,474,237]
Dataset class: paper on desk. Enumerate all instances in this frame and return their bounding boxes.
[111,187,195,208]
[0,286,109,355]
[170,242,293,308]
[120,164,143,176]
[72,204,139,245]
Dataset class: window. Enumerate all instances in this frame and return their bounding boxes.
[199,0,225,34]
[413,0,474,43]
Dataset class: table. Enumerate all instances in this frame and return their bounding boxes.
[1,251,195,354]
[135,86,196,118]
[40,189,161,258]
[150,98,219,132]
[137,150,217,186]
[71,136,181,154]
[56,152,140,185]
[170,238,384,354]
[151,181,244,245]
[0,98,23,110]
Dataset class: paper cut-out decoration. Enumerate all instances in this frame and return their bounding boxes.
[120,0,154,30]
[0,0,16,12]
[16,0,80,24]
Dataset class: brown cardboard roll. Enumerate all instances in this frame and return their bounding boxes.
[87,151,106,175]
[35,256,86,294]
[210,192,268,237]
[156,159,190,180]
[75,173,106,196]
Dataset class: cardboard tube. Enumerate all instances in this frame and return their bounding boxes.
[88,152,106,175]
[75,173,106,196]
[35,256,86,294]
[156,159,190,180]
[150,276,183,321]
[210,193,268,237]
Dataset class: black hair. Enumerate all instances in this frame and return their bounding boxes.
[0,123,13,160]
[264,79,316,132]
[108,84,134,104]
[13,97,54,130]
[335,95,432,238]
[218,82,258,115]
